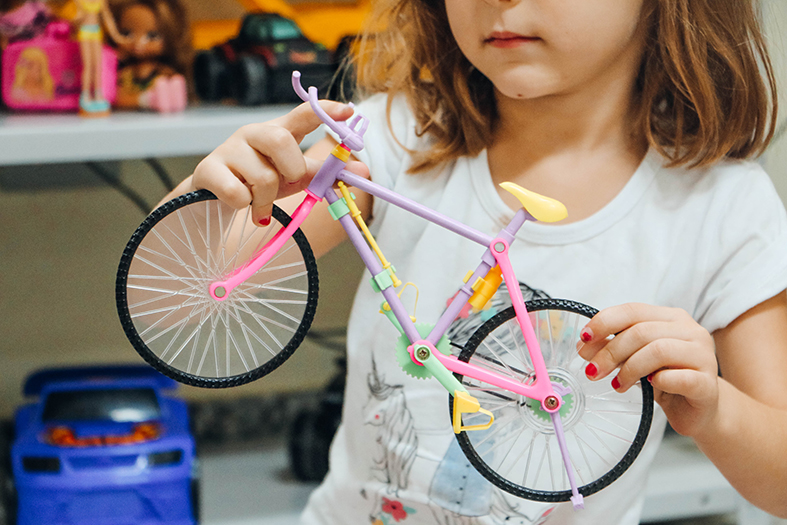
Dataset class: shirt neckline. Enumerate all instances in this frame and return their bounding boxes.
[469,148,660,245]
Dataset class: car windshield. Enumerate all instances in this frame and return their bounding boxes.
[270,19,301,40]
[42,388,161,423]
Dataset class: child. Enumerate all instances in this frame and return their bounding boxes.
[162,0,787,523]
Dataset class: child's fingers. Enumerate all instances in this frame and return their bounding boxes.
[271,100,356,144]
[192,100,359,226]
[192,156,252,209]
[577,303,689,354]
[344,159,371,180]
[249,182,274,226]
[611,338,709,392]
[239,124,308,185]
[650,368,717,403]
[580,319,698,377]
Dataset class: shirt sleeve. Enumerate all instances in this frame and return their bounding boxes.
[694,164,787,333]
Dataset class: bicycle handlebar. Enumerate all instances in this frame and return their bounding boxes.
[292,71,368,152]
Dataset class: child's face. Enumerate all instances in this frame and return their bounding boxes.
[445,0,648,101]
[118,4,165,60]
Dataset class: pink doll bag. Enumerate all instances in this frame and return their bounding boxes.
[2,20,117,111]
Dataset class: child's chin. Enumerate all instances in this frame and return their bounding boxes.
[493,84,551,103]
[488,69,558,101]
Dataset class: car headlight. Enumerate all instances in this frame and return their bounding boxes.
[22,456,61,473]
[148,450,183,467]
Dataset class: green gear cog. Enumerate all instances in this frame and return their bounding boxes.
[526,378,574,422]
[395,323,452,379]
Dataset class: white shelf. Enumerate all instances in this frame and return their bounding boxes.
[0,104,322,166]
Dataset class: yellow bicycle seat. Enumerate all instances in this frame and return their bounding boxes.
[500,182,568,223]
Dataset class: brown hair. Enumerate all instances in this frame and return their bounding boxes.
[351,0,778,172]
[109,0,193,78]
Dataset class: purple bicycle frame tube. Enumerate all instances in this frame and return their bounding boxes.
[337,170,494,248]
[329,167,533,352]
[335,169,501,347]
[322,190,422,344]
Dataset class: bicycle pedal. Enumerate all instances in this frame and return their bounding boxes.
[452,390,494,434]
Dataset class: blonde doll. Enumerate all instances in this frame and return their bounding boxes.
[11,46,54,102]
[74,0,127,115]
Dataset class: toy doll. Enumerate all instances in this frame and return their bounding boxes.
[109,0,191,113]
[74,0,127,115]
[0,0,50,47]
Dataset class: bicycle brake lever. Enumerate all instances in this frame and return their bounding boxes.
[291,71,366,151]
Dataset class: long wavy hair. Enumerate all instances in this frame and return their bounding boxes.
[349,0,778,173]
[109,0,192,78]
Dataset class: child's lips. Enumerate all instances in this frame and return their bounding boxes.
[485,32,540,48]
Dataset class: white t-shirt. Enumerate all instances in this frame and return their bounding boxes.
[302,94,787,525]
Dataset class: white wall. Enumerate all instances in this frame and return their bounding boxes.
[763,0,787,196]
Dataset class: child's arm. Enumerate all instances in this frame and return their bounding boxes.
[578,294,787,518]
[158,100,372,259]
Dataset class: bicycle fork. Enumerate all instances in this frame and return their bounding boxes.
[488,237,585,509]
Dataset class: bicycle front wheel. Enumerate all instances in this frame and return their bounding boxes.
[117,190,319,388]
[451,299,653,502]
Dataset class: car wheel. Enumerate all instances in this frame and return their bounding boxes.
[232,55,269,106]
[0,421,16,525]
[194,50,230,102]
[288,402,342,483]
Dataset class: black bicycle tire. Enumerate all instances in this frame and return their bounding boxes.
[450,298,653,503]
[116,189,319,388]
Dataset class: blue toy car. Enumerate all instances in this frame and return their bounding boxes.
[6,365,198,525]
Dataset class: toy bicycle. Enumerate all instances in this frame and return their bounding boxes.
[116,72,653,509]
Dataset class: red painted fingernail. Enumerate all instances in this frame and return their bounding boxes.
[585,363,597,378]
[611,376,621,390]
[647,373,654,383]
[259,217,271,226]
[580,329,593,343]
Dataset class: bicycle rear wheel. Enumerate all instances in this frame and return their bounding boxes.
[451,299,653,502]
[117,190,319,388]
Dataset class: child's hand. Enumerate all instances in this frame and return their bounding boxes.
[189,101,362,225]
[577,303,720,439]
